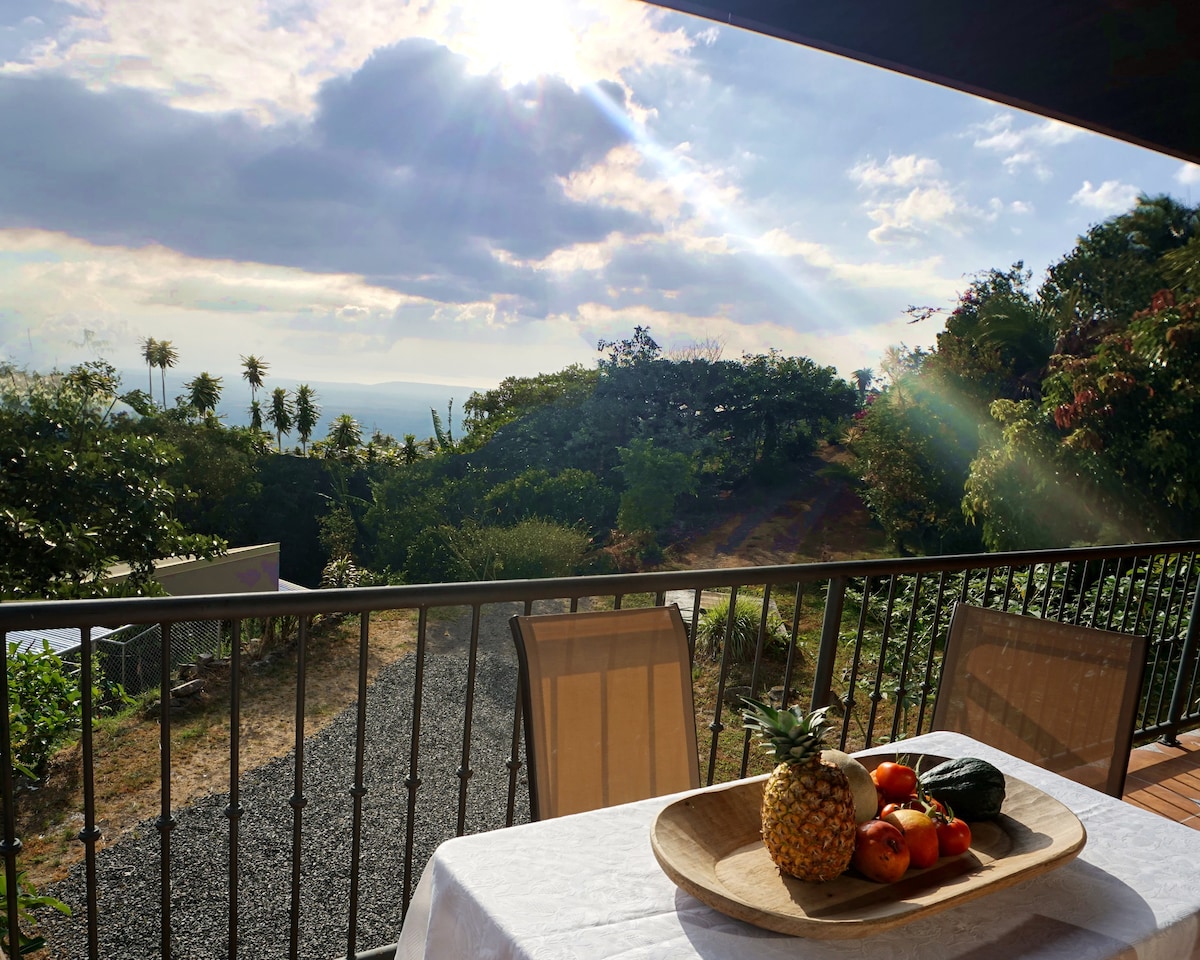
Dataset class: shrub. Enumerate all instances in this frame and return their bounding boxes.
[7,643,128,780]
[695,597,787,662]
[448,519,593,581]
[0,869,70,955]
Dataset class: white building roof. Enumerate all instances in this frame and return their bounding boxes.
[6,625,121,658]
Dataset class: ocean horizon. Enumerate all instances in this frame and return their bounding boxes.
[120,368,481,446]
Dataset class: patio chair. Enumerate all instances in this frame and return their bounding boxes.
[510,604,701,820]
[931,603,1148,797]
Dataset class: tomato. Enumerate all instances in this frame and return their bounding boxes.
[880,795,925,819]
[924,795,946,817]
[871,762,918,802]
[935,815,972,857]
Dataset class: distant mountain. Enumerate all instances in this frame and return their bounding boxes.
[120,369,482,444]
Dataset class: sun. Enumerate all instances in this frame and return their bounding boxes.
[452,0,587,87]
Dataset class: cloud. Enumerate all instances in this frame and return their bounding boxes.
[0,227,561,385]
[848,153,982,245]
[0,43,645,310]
[849,155,942,189]
[865,184,972,244]
[1177,163,1200,186]
[1071,179,1141,214]
[971,113,1081,179]
[755,228,955,295]
[1,0,695,123]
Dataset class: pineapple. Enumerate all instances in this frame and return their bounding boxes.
[742,698,857,882]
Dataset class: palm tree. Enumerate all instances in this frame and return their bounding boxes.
[249,399,264,432]
[294,384,320,454]
[140,337,158,399]
[401,434,422,465]
[152,340,179,407]
[240,355,269,404]
[852,368,875,406]
[266,387,294,452]
[327,414,362,458]
[185,372,223,417]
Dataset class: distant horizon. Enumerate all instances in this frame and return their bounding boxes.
[117,366,475,443]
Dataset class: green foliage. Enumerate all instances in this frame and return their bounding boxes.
[481,468,616,530]
[412,519,592,582]
[294,384,320,453]
[266,386,294,452]
[1038,291,1200,540]
[0,869,71,955]
[962,400,1104,550]
[1041,194,1199,339]
[616,438,698,534]
[848,366,984,556]
[7,643,129,779]
[461,365,598,448]
[183,371,223,417]
[0,363,226,600]
[854,196,1200,554]
[695,596,787,662]
[320,554,363,589]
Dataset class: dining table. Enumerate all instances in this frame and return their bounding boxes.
[393,730,1200,959]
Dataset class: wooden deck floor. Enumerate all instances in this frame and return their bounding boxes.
[1124,729,1200,827]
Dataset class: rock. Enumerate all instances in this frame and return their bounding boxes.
[724,684,753,709]
[178,663,199,681]
[767,685,798,707]
[170,679,204,698]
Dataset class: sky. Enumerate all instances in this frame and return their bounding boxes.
[2,0,1199,395]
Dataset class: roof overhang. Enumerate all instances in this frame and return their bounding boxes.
[641,1,1200,166]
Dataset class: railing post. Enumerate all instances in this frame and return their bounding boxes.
[811,577,846,712]
[1161,570,1200,746]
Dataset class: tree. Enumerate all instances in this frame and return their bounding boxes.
[140,336,158,398]
[325,413,363,460]
[1041,194,1199,352]
[249,399,264,432]
[1035,290,1200,540]
[963,400,1113,550]
[294,384,319,454]
[401,433,423,464]
[266,386,294,452]
[616,437,697,535]
[849,361,984,555]
[151,340,179,407]
[184,371,223,417]
[598,325,661,367]
[429,400,456,453]
[461,365,597,448]
[0,362,225,599]
[240,354,269,405]
[852,368,875,406]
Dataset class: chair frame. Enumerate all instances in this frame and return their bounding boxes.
[510,604,700,820]
[931,602,1148,797]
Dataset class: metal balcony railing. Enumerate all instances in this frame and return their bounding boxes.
[2,540,1198,959]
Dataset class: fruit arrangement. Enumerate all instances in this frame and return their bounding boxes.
[742,699,1004,886]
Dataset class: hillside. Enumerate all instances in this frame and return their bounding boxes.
[668,443,889,569]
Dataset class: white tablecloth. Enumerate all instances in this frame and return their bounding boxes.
[395,731,1200,959]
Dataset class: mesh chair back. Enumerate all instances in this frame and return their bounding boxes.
[932,603,1147,797]
[510,605,700,820]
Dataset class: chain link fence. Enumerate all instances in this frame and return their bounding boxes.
[95,620,223,694]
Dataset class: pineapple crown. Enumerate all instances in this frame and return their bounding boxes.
[742,697,834,765]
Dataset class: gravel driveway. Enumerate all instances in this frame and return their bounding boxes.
[40,604,531,960]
